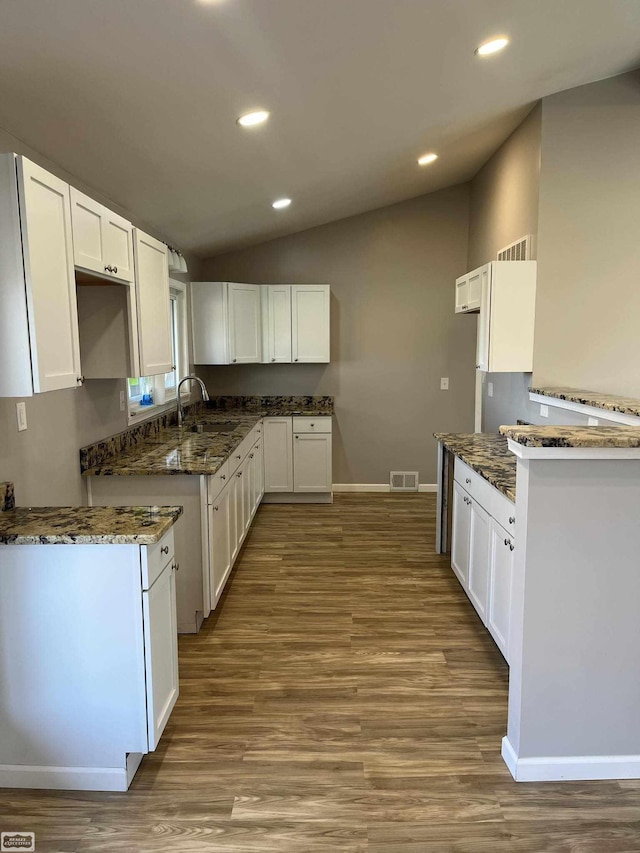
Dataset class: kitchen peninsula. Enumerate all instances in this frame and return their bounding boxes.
[436,401,640,783]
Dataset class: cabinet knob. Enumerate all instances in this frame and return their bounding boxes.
[504,538,508,546]
[113,266,117,274]
[237,472,242,478]
[250,453,254,459]
[462,304,468,310]
[172,562,180,571]
[465,478,471,484]
[294,358,299,362]
[214,506,219,512]
[220,474,226,480]
[509,516,515,524]
[232,358,237,363]
[295,435,299,439]
[509,544,514,552]
[161,545,169,555]
[104,264,112,273]
[310,423,315,427]
[77,376,85,384]
[271,358,275,362]
[236,455,241,460]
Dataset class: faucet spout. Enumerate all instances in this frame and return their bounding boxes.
[176,375,210,428]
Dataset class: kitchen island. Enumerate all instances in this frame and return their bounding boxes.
[0,504,183,791]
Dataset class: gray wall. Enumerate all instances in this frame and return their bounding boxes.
[466,104,542,431]
[200,186,475,485]
[533,71,640,396]
[0,126,202,506]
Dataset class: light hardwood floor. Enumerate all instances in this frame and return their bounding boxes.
[3,494,640,852]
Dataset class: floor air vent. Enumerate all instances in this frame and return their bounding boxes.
[390,471,419,492]
[497,235,533,261]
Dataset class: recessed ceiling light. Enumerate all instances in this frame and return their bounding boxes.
[475,36,509,56]
[272,198,291,210]
[237,110,270,128]
[417,152,438,166]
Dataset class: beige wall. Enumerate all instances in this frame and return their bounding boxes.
[467,104,541,270]
[0,126,202,506]
[200,186,475,485]
[533,71,640,396]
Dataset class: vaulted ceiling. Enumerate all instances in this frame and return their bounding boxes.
[0,0,638,256]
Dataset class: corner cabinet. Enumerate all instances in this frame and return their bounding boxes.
[455,261,536,373]
[0,154,82,396]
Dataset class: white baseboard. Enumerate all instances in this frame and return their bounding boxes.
[501,737,640,782]
[333,483,437,493]
[0,762,135,791]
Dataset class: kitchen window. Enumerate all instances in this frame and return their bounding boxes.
[128,281,190,422]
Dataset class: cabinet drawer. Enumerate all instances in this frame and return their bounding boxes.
[292,416,332,434]
[491,489,516,537]
[142,528,175,591]
[228,434,252,475]
[454,458,495,512]
[208,460,230,505]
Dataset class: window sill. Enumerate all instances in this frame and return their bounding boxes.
[127,395,190,427]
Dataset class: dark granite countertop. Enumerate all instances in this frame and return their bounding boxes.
[434,433,516,502]
[0,505,183,545]
[529,386,640,419]
[499,424,640,449]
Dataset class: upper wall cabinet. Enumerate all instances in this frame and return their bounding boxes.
[70,188,134,283]
[134,230,173,376]
[291,285,330,363]
[0,154,82,396]
[455,266,486,313]
[191,282,262,365]
[262,285,292,363]
[455,261,537,373]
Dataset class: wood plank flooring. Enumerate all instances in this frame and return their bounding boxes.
[3,494,640,851]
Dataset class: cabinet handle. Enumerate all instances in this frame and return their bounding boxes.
[161,545,169,555]
[509,544,514,552]
[172,561,180,571]
[509,516,515,524]
[462,304,468,310]
[465,478,471,484]
[295,435,299,439]
[237,472,242,478]
[214,506,219,512]
[104,264,112,273]
[113,266,117,274]
[310,423,315,427]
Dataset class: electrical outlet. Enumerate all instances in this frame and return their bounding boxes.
[487,382,494,398]
[587,416,599,426]
[540,404,549,418]
[16,402,27,431]
[440,377,449,391]
[119,390,126,412]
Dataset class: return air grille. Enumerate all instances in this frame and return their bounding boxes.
[390,471,419,492]
[497,235,533,261]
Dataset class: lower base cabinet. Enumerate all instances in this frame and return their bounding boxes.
[451,462,515,663]
[264,416,333,499]
[0,526,179,791]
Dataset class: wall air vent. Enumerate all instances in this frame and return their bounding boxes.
[390,471,419,492]
[497,234,534,261]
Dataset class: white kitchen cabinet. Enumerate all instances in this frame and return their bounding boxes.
[291,284,330,363]
[487,519,514,660]
[293,433,333,493]
[142,559,179,750]
[250,438,264,513]
[191,281,262,365]
[455,261,536,372]
[263,417,294,492]
[0,525,180,791]
[451,481,471,587]
[134,229,173,376]
[455,266,486,313]
[209,485,231,608]
[70,188,134,282]
[0,154,82,396]
[262,284,292,363]
[467,498,491,623]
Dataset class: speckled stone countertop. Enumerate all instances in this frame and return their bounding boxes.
[434,433,516,502]
[530,386,640,419]
[0,505,183,545]
[499,424,640,448]
[82,404,333,477]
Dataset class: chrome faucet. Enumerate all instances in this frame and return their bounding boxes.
[176,375,210,428]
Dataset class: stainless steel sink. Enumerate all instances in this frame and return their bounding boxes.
[190,421,239,434]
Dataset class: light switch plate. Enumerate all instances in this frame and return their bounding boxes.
[540,404,549,418]
[440,377,449,391]
[487,382,494,398]
[16,402,27,431]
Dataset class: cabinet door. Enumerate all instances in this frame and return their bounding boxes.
[242,455,252,534]
[134,229,172,376]
[70,188,105,276]
[17,157,82,393]
[102,208,134,282]
[263,418,293,493]
[467,498,491,623]
[264,285,292,363]
[476,265,491,371]
[228,471,239,564]
[142,563,179,751]
[228,283,261,364]
[455,274,469,313]
[209,485,231,608]
[233,463,247,549]
[488,520,515,661]
[291,285,330,363]
[466,266,485,312]
[451,481,471,588]
[251,440,264,513]
[293,433,332,493]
